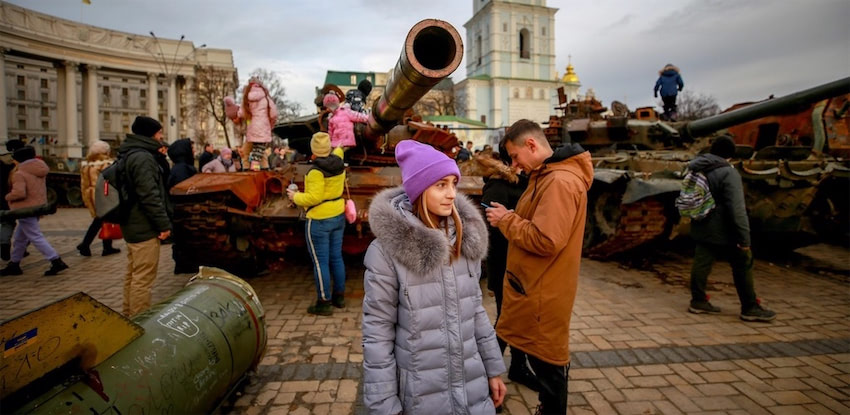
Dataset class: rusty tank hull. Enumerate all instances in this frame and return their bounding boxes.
[547,77,850,257]
[170,19,466,276]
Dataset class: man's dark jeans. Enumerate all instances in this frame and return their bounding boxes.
[690,242,757,311]
[526,354,569,414]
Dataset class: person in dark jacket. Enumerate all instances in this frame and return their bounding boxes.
[687,135,775,322]
[167,137,197,275]
[1,139,25,261]
[167,138,197,191]
[654,63,684,121]
[476,149,539,393]
[119,116,173,316]
[345,79,372,113]
[198,143,215,171]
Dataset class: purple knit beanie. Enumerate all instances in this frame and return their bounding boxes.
[395,140,461,203]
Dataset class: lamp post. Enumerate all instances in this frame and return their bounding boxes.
[127,33,205,142]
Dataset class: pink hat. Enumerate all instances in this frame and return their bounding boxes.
[395,140,461,203]
[323,93,340,108]
[220,147,232,157]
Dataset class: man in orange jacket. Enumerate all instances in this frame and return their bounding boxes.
[485,119,593,415]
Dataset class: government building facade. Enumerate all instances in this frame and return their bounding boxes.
[0,2,236,159]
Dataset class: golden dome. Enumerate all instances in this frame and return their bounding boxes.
[562,63,579,83]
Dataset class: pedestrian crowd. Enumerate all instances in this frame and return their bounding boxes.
[0,75,777,413]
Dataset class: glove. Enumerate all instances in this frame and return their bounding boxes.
[223,96,239,121]
[654,92,658,98]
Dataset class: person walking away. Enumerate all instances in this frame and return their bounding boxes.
[485,119,593,414]
[77,140,121,257]
[477,148,539,392]
[198,143,215,171]
[654,63,684,121]
[686,135,776,322]
[201,147,238,173]
[324,93,368,150]
[1,146,68,276]
[167,138,198,274]
[362,140,507,414]
[119,116,173,316]
[1,139,25,260]
[286,132,347,316]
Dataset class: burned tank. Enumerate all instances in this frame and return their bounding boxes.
[170,19,467,275]
[540,77,850,257]
[42,155,83,208]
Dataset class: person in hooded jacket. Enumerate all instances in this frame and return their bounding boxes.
[167,138,197,190]
[687,135,776,322]
[476,148,540,393]
[1,146,69,276]
[76,140,121,257]
[362,140,507,415]
[1,139,25,261]
[201,147,238,173]
[118,116,173,317]
[286,132,348,316]
[654,63,684,121]
[485,119,593,415]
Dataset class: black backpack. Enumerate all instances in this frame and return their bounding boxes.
[95,149,141,223]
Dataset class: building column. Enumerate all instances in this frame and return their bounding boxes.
[83,64,99,145]
[147,72,158,118]
[166,75,178,142]
[184,76,196,140]
[63,61,82,158]
[0,49,8,141]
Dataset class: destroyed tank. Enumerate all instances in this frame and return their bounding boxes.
[540,77,850,257]
[169,19,466,275]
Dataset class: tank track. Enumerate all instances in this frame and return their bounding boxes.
[171,194,249,270]
[585,198,669,258]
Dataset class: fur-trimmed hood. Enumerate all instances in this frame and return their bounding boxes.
[473,154,519,183]
[659,64,680,75]
[368,187,488,275]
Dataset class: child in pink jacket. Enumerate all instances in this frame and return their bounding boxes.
[224,79,279,170]
[324,93,368,149]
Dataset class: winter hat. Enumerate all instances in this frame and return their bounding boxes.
[12,146,36,162]
[220,147,232,157]
[322,93,340,108]
[131,116,163,138]
[5,139,24,153]
[710,135,736,159]
[395,140,461,203]
[357,79,373,96]
[311,132,331,157]
[88,140,110,157]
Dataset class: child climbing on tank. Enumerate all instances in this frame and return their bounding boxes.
[224,77,279,170]
[323,92,368,150]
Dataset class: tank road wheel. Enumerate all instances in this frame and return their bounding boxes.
[65,186,83,207]
[46,186,59,207]
[593,190,622,241]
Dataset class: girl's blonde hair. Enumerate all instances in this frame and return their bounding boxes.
[414,195,463,261]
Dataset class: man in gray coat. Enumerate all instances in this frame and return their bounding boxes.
[688,135,775,322]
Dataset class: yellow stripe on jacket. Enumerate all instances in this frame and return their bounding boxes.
[293,148,346,220]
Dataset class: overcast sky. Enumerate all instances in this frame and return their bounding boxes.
[8,0,849,118]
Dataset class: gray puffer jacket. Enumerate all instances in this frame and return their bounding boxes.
[362,187,506,415]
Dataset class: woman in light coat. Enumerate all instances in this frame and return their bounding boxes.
[362,140,506,414]
[77,140,120,257]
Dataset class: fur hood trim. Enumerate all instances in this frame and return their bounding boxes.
[81,158,113,168]
[368,187,488,275]
[659,64,680,74]
[473,155,518,183]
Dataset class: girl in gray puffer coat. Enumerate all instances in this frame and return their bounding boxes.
[362,140,507,414]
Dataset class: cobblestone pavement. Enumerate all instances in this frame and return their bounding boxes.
[1,208,849,414]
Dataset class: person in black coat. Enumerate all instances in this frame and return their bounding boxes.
[198,143,215,171]
[476,148,539,392]
[167,138,197,190]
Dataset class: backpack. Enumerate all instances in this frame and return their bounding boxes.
[675,170,716,220]
[95,149,141,223]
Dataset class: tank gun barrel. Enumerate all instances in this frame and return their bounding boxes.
[363,19,463,143]
[680,76,850,140]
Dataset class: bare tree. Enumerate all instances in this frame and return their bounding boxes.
[192,65,237,147]
[240,68,302,121]
[670,90,721,121]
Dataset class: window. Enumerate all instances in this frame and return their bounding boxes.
[542,26,546,36]
[519,28,530,59]
[41,121,49,129]
[476,35,483,66]
[350,75,357,85]
[122,88,128,96]
[140,90,146,98]
[41,92,48,102]
[513,88,519,98]
[157,91,163,99]
[17,90,25,100]
[122,78,128,82]
[40,68,47,72]
[18,119,26,129]
[17,105,25,115]
[40,79,48,88]
[480,114,486,124]
[17,75,25,86]
[539,89,545,100]
[103,76,109,81]
[104,112,111,121]
[41,107,48,117]
[526,87,533,98]
[103,86,110,95]
[503,23,507,32]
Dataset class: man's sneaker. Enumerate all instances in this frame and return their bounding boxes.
[307,300,333,316]
[508,363,541,391]
[688,300,721,314]
[0,262,22,276]
[44,258,69,276]
[740,305,776,322]
[332,293,346,309]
